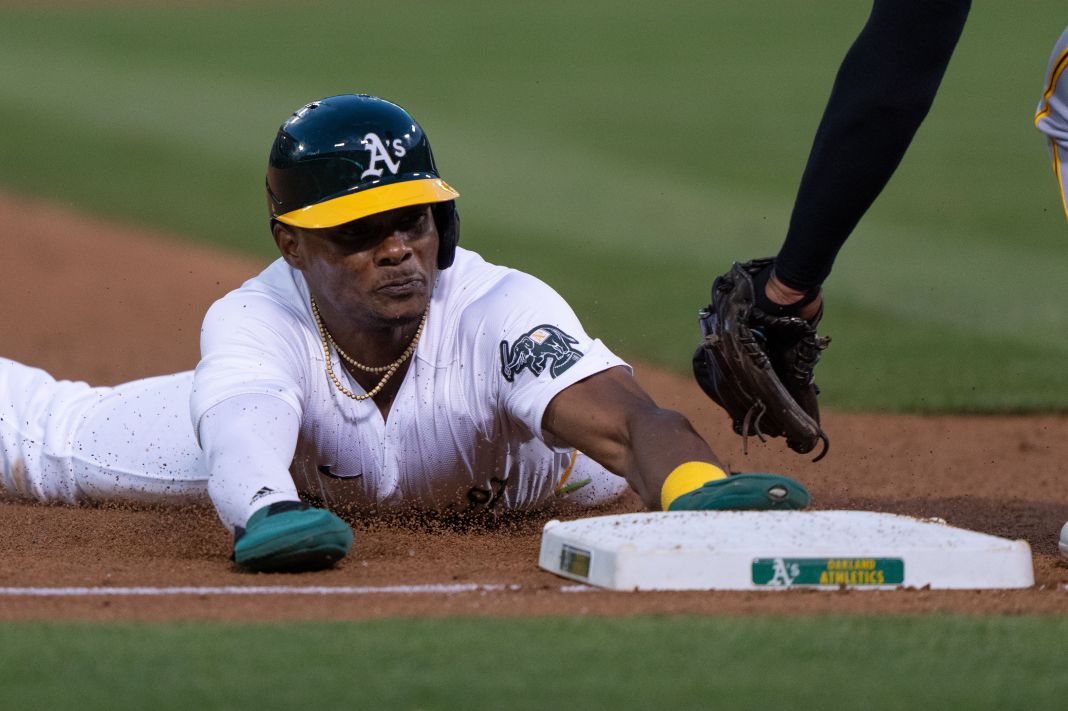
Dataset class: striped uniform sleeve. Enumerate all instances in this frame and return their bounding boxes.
[1035,25,1068,220]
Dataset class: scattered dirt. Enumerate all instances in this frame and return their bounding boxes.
[2,189,1066,620]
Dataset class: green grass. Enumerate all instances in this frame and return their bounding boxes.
[0,616,1065,709]
[0,1,1065,410]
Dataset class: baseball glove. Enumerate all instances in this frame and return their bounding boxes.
[693,258,830,461]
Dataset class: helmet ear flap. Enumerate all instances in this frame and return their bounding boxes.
[432,201,460,269]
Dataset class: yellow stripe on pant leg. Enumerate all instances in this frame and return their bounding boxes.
[1054,142,1068,220]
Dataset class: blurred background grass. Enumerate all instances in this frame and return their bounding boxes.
[1,1,1065,411]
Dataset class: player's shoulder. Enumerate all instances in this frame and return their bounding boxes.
[1055,23,1068,53]
[441,248,565,319]
[201,259,316,354]
[1042,24,1068,86]
[205,259,311,325]
[436,248,514,299]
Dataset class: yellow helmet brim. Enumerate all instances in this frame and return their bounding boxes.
[275,178,459,229]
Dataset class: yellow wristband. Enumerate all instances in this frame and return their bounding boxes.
[660,461,728,511]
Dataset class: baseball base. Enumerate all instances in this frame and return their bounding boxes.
[539,511,1034,591]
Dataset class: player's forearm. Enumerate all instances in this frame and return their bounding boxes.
[198,395,302,532]
[622,407,721,510]
[541,369,723,509]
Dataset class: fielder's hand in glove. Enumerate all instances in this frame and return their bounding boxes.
[660,462,810,511]
[693,257,830,460]
[233,500,353,572]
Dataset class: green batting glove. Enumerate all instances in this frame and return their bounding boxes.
[233,500,353,572]
[668,473,810,511]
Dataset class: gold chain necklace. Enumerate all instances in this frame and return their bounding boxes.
[311,296,429,401]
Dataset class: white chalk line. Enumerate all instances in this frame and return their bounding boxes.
[0,583,594,597]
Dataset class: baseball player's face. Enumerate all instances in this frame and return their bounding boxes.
[280,204,439,329]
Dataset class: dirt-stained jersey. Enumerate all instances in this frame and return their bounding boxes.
[191,247,628,517]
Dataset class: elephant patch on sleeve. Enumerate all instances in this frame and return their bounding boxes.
[499,325,584,382]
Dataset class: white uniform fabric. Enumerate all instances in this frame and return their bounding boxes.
[1,248,629,528]
[1036,24,1068,219]
[0,361,205,504]
[192,248,629,528]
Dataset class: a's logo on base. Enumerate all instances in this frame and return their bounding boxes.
[752,558,905,587]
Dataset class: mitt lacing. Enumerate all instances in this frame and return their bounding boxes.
[790,331,831,385]
[739,398,769,456]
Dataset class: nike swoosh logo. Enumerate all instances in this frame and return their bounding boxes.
[318,464,361,480]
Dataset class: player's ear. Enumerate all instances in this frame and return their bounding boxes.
[272,221,306,270]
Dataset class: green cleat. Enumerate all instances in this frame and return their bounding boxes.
[233,501,353,572]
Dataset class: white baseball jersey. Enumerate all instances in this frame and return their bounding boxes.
[1036,24,1068,219]
[192,247,628,523]
[1,248,628,527]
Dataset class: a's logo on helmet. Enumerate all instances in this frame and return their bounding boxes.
[360,132,407,179]
[499,325,584,383]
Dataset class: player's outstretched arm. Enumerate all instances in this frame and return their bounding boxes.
[542,366,714,508]
[198,394,352,571]
[541,367,809,511]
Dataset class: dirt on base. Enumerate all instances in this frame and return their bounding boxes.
[2,190,1066,620]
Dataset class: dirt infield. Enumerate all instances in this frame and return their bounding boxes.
[2,191,1067,620]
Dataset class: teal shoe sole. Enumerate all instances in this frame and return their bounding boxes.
[234,508,353,573]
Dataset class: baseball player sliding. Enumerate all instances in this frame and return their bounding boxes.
[0,95,809,572]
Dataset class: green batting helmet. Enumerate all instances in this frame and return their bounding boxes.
[266,94,461,268]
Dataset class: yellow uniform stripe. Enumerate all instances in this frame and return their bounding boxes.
[1054,142,1068,220]
[660,461,728,511]
[1035,45,1068,125]
[276,178,459,229]
[554,450,579,494]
